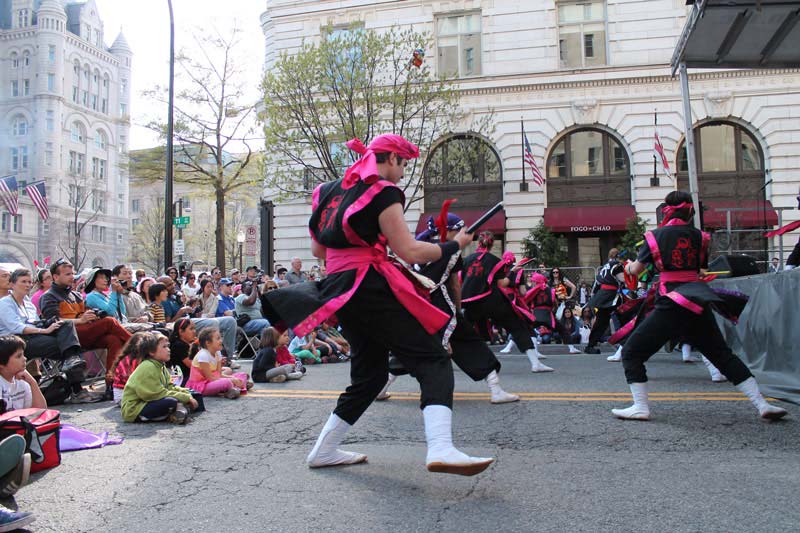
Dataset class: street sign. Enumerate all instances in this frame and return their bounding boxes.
[245,241,258,256]
[173,216,190,226]
[174,239,185,255]
[245,225,257,243]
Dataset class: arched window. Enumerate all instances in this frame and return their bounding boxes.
[22,51,30,67]
[94,130,107,150]
[546,127,630,206]
[10,52,18,69]
[423,133,503,212]
[71,121,86,143]
[11,116,28,136]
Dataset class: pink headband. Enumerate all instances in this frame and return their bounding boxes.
[661,201,693,226]
[342,134,420,189]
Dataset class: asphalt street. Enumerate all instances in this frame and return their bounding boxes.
[11,346,800,533]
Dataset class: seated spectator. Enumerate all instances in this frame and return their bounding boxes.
[580,307,595,329]
[549,267,576,303]
[210,267,223,292]
[252,327,303,383]
[0,269,88,400]
[229,269,241,284]
[317,318,350,358]
[182,273,200,299]
[0,335,47,410]
[113,265,147,321]
[39,259,132,401]
[138,277,156,305]
[288,330,322,364]
[273,267,289,288]
[197,279,218,318]
[286,257,307,284]
[157,276,191,321]
[148,283,168,324]
[165,266,181,290]
[31,269,52,313]
[234,281,271,338]
[0,433,37,526]
[121,332,199,424]
[111,332,149,405]
[215,279,236,317]
[134,269,146,288]
[185,328,250,398]
[84,268,126,321]
[198,272,209,282]
[169,318,197,387]
[559,307,582,348]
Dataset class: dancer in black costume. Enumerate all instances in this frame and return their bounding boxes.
[584,248,625,354]
[612,190,787,421]
[461,232,554,373]
[261,134,493,475]
[376,209,519,404]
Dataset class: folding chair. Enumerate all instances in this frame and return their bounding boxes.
[236,327,260,359]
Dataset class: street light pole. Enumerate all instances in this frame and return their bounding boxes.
[164,0,176,269]
[237,231,245,273]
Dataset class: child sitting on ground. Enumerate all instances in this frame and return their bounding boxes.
[169,318,197,387]
[147,283,168,324]
[121,332,199,424]
[0,335,46,410]
[186,328,252,398]
[111,332,150,406]
[252,327,303,383]
[288,330,323,365]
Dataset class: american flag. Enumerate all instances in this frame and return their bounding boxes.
[0,176,19,216]
[654,130,672,179]
[523,133,545,187]
[25,181,48,220]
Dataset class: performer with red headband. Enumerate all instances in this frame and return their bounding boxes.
[376,207,519,404]
[612,190,787,421]
[261,134,494,476]
[461,232,554,373]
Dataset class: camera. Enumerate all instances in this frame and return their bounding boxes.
[119,280,128,288]
[34,316,58,329]
[91,308,109,319]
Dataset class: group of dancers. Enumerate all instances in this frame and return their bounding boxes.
[261,132,788,478]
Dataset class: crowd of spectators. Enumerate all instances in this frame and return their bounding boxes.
[0,256,349,409]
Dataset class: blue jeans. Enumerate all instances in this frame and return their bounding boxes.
[192,316,237,356]
[243,318,270,337]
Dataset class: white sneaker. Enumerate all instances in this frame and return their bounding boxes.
[424,405,493,476]
[486,371,520,404]
[611,383,650,420]
[499,339,516,354]
[681,344,701,363]
[568,344,582,354]
[307,413,368,468]
[736,377,788,420]
[607,345,623,362]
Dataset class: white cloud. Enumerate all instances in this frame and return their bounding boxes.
[94,0,266,150]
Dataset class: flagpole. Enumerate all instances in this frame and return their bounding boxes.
[652,109,659,187]
[520,118,528,192]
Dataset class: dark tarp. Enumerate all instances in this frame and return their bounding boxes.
[710,268,800,404]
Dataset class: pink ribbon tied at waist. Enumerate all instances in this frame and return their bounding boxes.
[292,245,449,337]
[342,135,420,189]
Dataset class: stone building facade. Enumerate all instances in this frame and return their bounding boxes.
[0,0,131,270]
[260,0,800,271]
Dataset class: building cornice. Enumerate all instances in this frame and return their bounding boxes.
[64,34,120,67]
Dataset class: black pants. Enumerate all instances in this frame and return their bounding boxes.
[137,397,178,422]
[588,307,614,347]
[21,321,82,361]
[333,272,454,425]
[621,301,753,384]
[464,291,533,352]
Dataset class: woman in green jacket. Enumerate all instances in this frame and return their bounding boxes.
[121,332,198,424]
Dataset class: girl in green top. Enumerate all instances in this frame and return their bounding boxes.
[121,332,198,424]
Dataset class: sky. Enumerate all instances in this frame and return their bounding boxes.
[94,0,267,150]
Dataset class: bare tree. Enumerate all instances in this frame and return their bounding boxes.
[140,26,260,274]
[57,174,104,270]
[128,200,166,275]
[261,25,485,210]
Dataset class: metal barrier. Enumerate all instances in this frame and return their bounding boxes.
[710,205,795,271]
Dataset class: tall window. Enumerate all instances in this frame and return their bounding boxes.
[94,131,107,150]
[46,110,55,132]
[69,151,85,175]
[131,199,140,213]
[11,116,28,136]
[558,1,607,68]
[45,143,54,167]
[10,52,18,69]
[71,122,86,143]
[547,128,630,206]
[47,73,55,92]
[11,81,19,97]
[48,45,56,62]
[10,147,28,170]
[23,79,30,96]
[17,9,29,28]
[22,52,29,67]
[436,13,482,77]
[92,157,106,179]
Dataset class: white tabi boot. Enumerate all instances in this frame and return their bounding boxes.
[375,374,396,401]
[607,345,623,362]
[499,338,517,354]
[531,336,546,359]
[424,405,494,476]
[568,344,582,354]
[486,370,519,404]
[611,382,650,420]
[306,413,368,468]
[735,377,788,420]
[702,356,727,382]
[682,344,700,363]
[526,348,554,373]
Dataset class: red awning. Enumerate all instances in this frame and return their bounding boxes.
[415,208,506,236]
[543,205,636,233]
[702,200,779,228]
